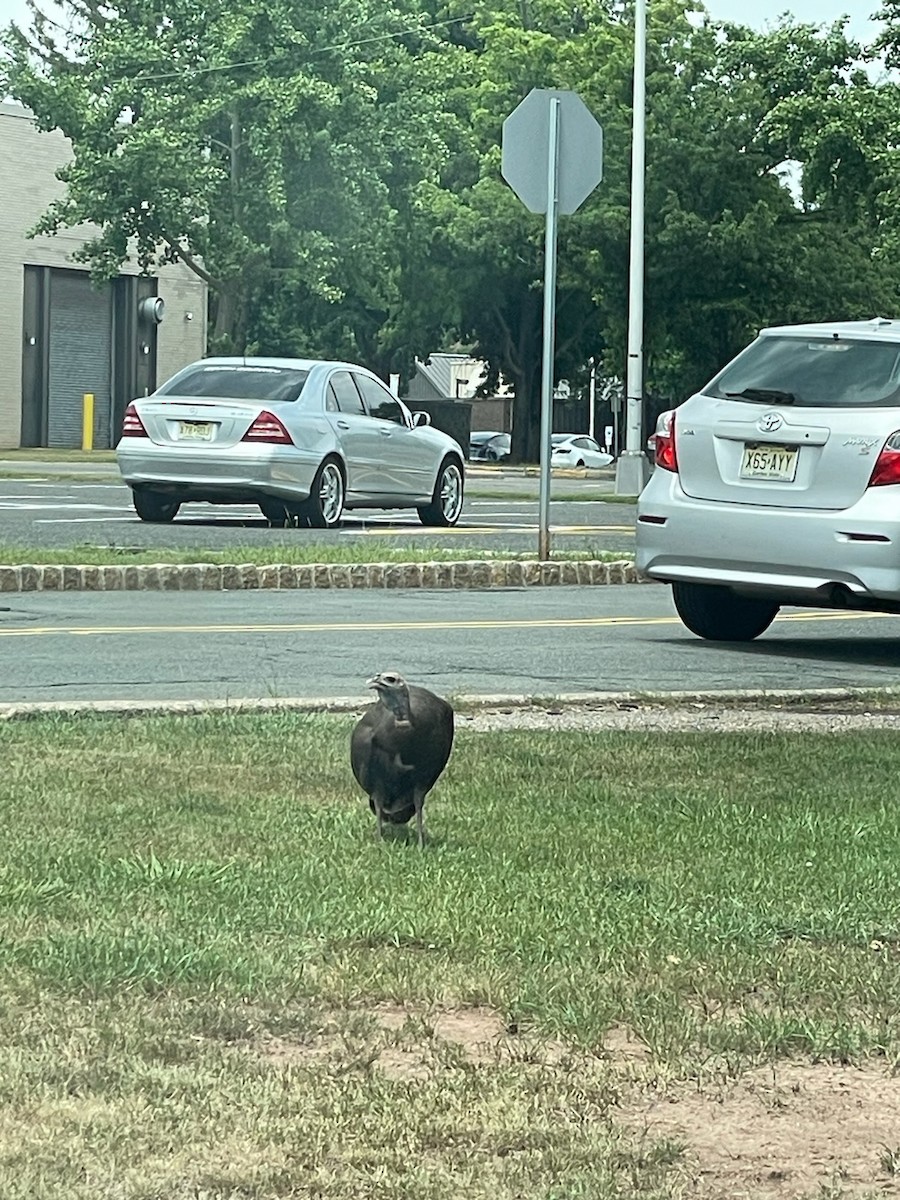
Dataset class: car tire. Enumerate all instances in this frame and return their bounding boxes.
[259,500,294,527]
[132,488,180,523]
[304,457,345,529]
[418,458,464,527]
[672,582,779,642]
[575,459,584,467]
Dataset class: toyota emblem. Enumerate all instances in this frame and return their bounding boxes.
[758,412,783,432]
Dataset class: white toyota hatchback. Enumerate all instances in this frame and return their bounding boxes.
[636,317,900,640]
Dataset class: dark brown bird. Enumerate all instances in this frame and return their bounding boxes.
[350,671,454,848]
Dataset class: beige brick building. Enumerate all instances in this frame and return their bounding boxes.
[0,102,207,448]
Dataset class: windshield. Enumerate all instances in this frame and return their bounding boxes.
[157,364,310,403]
[707,336,900,408]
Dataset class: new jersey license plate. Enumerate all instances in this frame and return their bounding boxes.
[178,421,214,441]
[740,443,798,481]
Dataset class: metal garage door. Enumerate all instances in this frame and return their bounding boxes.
[48,270,112,448]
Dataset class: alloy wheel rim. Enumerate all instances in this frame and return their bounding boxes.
[441,465,462,520]
[320,463,344,524]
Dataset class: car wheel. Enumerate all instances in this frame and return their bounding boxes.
[259,500,293,527]
[672,582,779,642]
[132,488,180,523]
[418,458,464,527]
[305,457,345,529]
[575,459,585,467]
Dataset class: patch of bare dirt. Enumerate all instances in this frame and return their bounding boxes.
[430,1007,507,1061]
[255,1004,511,1080]
[601,1023,653,1065]
[617,1058,900,1198]
[256,1009,900,1196]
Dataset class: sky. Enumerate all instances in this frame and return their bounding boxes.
[0,0,887,43]
[705,0,881,40]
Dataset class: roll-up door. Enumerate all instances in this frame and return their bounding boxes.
[48,270,112,448]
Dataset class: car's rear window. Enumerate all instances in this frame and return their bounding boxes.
[707,336,900,407]
[157,365,310,403]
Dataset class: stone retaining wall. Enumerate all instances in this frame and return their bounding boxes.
[0,559,646,592]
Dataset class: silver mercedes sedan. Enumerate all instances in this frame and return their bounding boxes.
[116,357,466,528]
[636,317,900,640]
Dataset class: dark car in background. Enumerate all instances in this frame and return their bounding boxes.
[468,431,511,462]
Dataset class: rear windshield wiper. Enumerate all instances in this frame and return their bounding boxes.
[724,388,796,404]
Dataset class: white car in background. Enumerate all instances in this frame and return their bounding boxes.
[116,357,466,528]
[550,434,614,468]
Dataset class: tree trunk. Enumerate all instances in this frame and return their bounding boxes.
[509,361,543,462]
[210,287,246,353]
[508,288,543,462]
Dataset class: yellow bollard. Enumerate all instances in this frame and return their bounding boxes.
[82,393,94,452]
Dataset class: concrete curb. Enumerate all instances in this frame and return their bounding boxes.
[2,686,898,722]
[0,559,646,592]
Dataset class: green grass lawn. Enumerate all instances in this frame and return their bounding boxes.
[2,713,899,1198]
[0,541,633,567]
[0,449,118,462]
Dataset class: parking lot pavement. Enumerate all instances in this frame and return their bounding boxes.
[0,477,637,554]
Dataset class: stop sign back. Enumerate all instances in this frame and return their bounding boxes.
[501,88,603,215]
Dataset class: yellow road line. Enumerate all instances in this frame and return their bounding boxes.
[0,610,888,639]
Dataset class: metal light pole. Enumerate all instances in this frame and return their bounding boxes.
[588,357,596,441]
[615,0,651,496]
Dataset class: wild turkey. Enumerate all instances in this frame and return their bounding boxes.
[350,671,454,848]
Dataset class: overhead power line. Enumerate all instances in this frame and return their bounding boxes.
[126,13,476,85]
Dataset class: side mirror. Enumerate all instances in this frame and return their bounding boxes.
[412,411,432,428]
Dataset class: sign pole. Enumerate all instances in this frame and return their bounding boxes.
[500,87,603,541]
[538,96,561,562]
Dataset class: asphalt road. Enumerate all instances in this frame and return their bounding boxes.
[0,474,636,555]
[2,584,900,705]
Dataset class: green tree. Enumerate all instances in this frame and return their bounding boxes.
[629,13,900,399]
[5,0,898,441]
[413,2,900,457]
[1,0,465,363]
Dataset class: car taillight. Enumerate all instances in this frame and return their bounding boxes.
[120,403,147,437]
[868,431,900,486]
[241,411,294,445]
[653,410,678,472]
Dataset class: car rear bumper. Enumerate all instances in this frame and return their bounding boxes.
[636,471,900,603]
[116,441,321,502]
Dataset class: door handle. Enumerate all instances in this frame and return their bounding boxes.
[336,419,350,429]
[379,428,392,436]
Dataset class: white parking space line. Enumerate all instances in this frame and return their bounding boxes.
[0,502,132,512]
[465,510,536,518]
[35,516,138,524]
